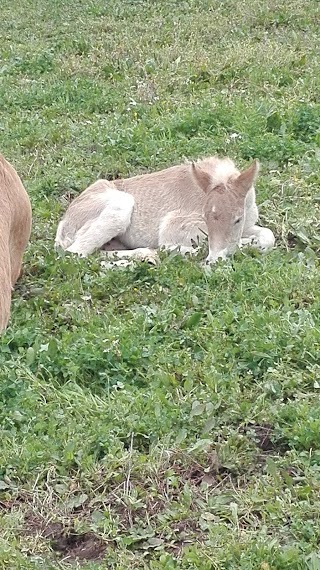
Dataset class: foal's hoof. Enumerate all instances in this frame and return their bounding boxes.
[256,229,276,251]
[100,259,132,269]
[240,229,275,252]
[135,249,159,265]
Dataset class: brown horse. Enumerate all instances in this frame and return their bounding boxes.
[0,154,32,333]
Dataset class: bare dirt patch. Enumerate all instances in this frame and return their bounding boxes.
[24,514,106,564]
[51,531,106,562]
[242,422,290,456]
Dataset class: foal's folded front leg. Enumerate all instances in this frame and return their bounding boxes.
[102,248,159,265]
[158,211,207,254]
[241,225,275,251]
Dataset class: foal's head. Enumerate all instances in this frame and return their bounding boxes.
[192,159,259,263]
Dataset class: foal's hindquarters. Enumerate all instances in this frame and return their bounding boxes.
[0,154,32,333]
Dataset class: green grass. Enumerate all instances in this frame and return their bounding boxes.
[1,0,320,568]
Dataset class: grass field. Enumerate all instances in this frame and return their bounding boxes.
[1,0,320,568]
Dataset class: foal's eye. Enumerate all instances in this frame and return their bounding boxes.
[234,217,242,225]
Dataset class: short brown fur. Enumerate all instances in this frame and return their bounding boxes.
[0,154,32,333]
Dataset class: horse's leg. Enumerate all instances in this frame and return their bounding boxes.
[101,247,159,265]
[158,210,207,254]
[66,190,135,256]
[241,225,275,251]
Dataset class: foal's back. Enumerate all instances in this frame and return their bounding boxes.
[113,157,238,247]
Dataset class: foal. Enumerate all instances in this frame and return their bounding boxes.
[55,157,275,264]
[0,154,32,333]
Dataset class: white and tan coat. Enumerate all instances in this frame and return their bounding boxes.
[55,156,275,264]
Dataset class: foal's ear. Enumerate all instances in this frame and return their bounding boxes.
[236,159,260,196]
[191,162,212,193]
